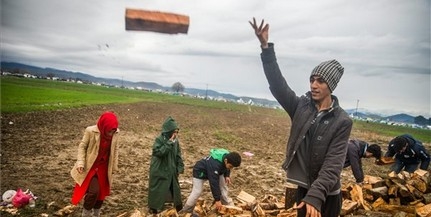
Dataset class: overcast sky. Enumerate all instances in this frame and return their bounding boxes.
[2,0,430,117]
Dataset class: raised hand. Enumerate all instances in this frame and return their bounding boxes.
[249,17,269,48]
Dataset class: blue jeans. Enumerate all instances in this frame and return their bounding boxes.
[392,159,419,173]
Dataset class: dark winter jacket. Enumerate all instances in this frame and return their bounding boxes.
[192,148,231,201]
[385,134,430,170]
[260,43,353,211]
[148,117,184,211]
[344,139,368,183]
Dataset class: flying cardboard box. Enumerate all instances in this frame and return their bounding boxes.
[125,8,189,34]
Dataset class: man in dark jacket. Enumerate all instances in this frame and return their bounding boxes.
[180,148,241,214]
[148,116,184,215]
[250,18,353,217]
[344,139,382,183]
[385,134,430,173]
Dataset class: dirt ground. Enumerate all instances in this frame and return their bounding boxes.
[0,101,402,216]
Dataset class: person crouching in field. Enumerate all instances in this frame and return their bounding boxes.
[179,148,241,214]
[70,111,120,217]
[385,134,430,174]
[148,116,185,215]
[343,139,381,184]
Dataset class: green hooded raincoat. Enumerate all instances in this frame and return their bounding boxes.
[148,116,184,211]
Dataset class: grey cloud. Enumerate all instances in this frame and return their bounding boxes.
[1,0,430,117]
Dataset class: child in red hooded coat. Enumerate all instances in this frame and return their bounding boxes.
[70,111,120,217]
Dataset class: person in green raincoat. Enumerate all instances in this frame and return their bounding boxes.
[148,116,184,214]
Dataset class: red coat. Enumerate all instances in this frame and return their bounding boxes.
[70,112,120,204]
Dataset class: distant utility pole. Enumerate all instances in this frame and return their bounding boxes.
[355,99,360,117]
[205,84,208,100]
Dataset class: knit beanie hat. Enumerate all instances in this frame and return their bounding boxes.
[310,59,344,92]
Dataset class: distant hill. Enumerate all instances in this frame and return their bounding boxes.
[1,61,429,126]
[381,113,430,126]
[345,109,430,126]
[385,113,415,123]
[0,62,164,90]
[0,61,280,107]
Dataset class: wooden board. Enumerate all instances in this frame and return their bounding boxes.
[416,203,431,217]
[285,183,297,209]
[218,205,243,215]
[379,156,395,164]
[125,8,189,34]
[340,199,358,216]
[236,190,256,203]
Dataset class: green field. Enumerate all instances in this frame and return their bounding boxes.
[0,76,251,113]
[1,76,429,143]
[353,120,430,144]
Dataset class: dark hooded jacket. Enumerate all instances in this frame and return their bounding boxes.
[385,134,430,170]
[148,116,184,211]
[260,43,353,212]
[344,139,368,183]
[192,148,231,201]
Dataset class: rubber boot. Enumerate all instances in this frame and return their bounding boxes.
[93,208,101,217]
[81,208,92,217]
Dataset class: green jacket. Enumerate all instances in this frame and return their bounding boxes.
[192,148,230,201]
[148,117,184,211]
[210,148,229,162]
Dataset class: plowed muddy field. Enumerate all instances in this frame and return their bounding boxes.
[1,102,396,216]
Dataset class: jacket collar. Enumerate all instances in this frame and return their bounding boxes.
[306,91,340,113]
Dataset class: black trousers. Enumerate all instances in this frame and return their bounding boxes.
[295,186,342,217]
[83,175,104,210]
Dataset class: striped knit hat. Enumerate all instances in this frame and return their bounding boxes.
[310,59,344,92]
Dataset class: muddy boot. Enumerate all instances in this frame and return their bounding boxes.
[81,208,92,217]
[93,209,101,217]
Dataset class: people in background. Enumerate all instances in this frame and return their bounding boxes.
[385,134,430,173]
[249,17,353,217]
[344,139,381,183]
[148,116,184,215]
[70,111,120,217]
